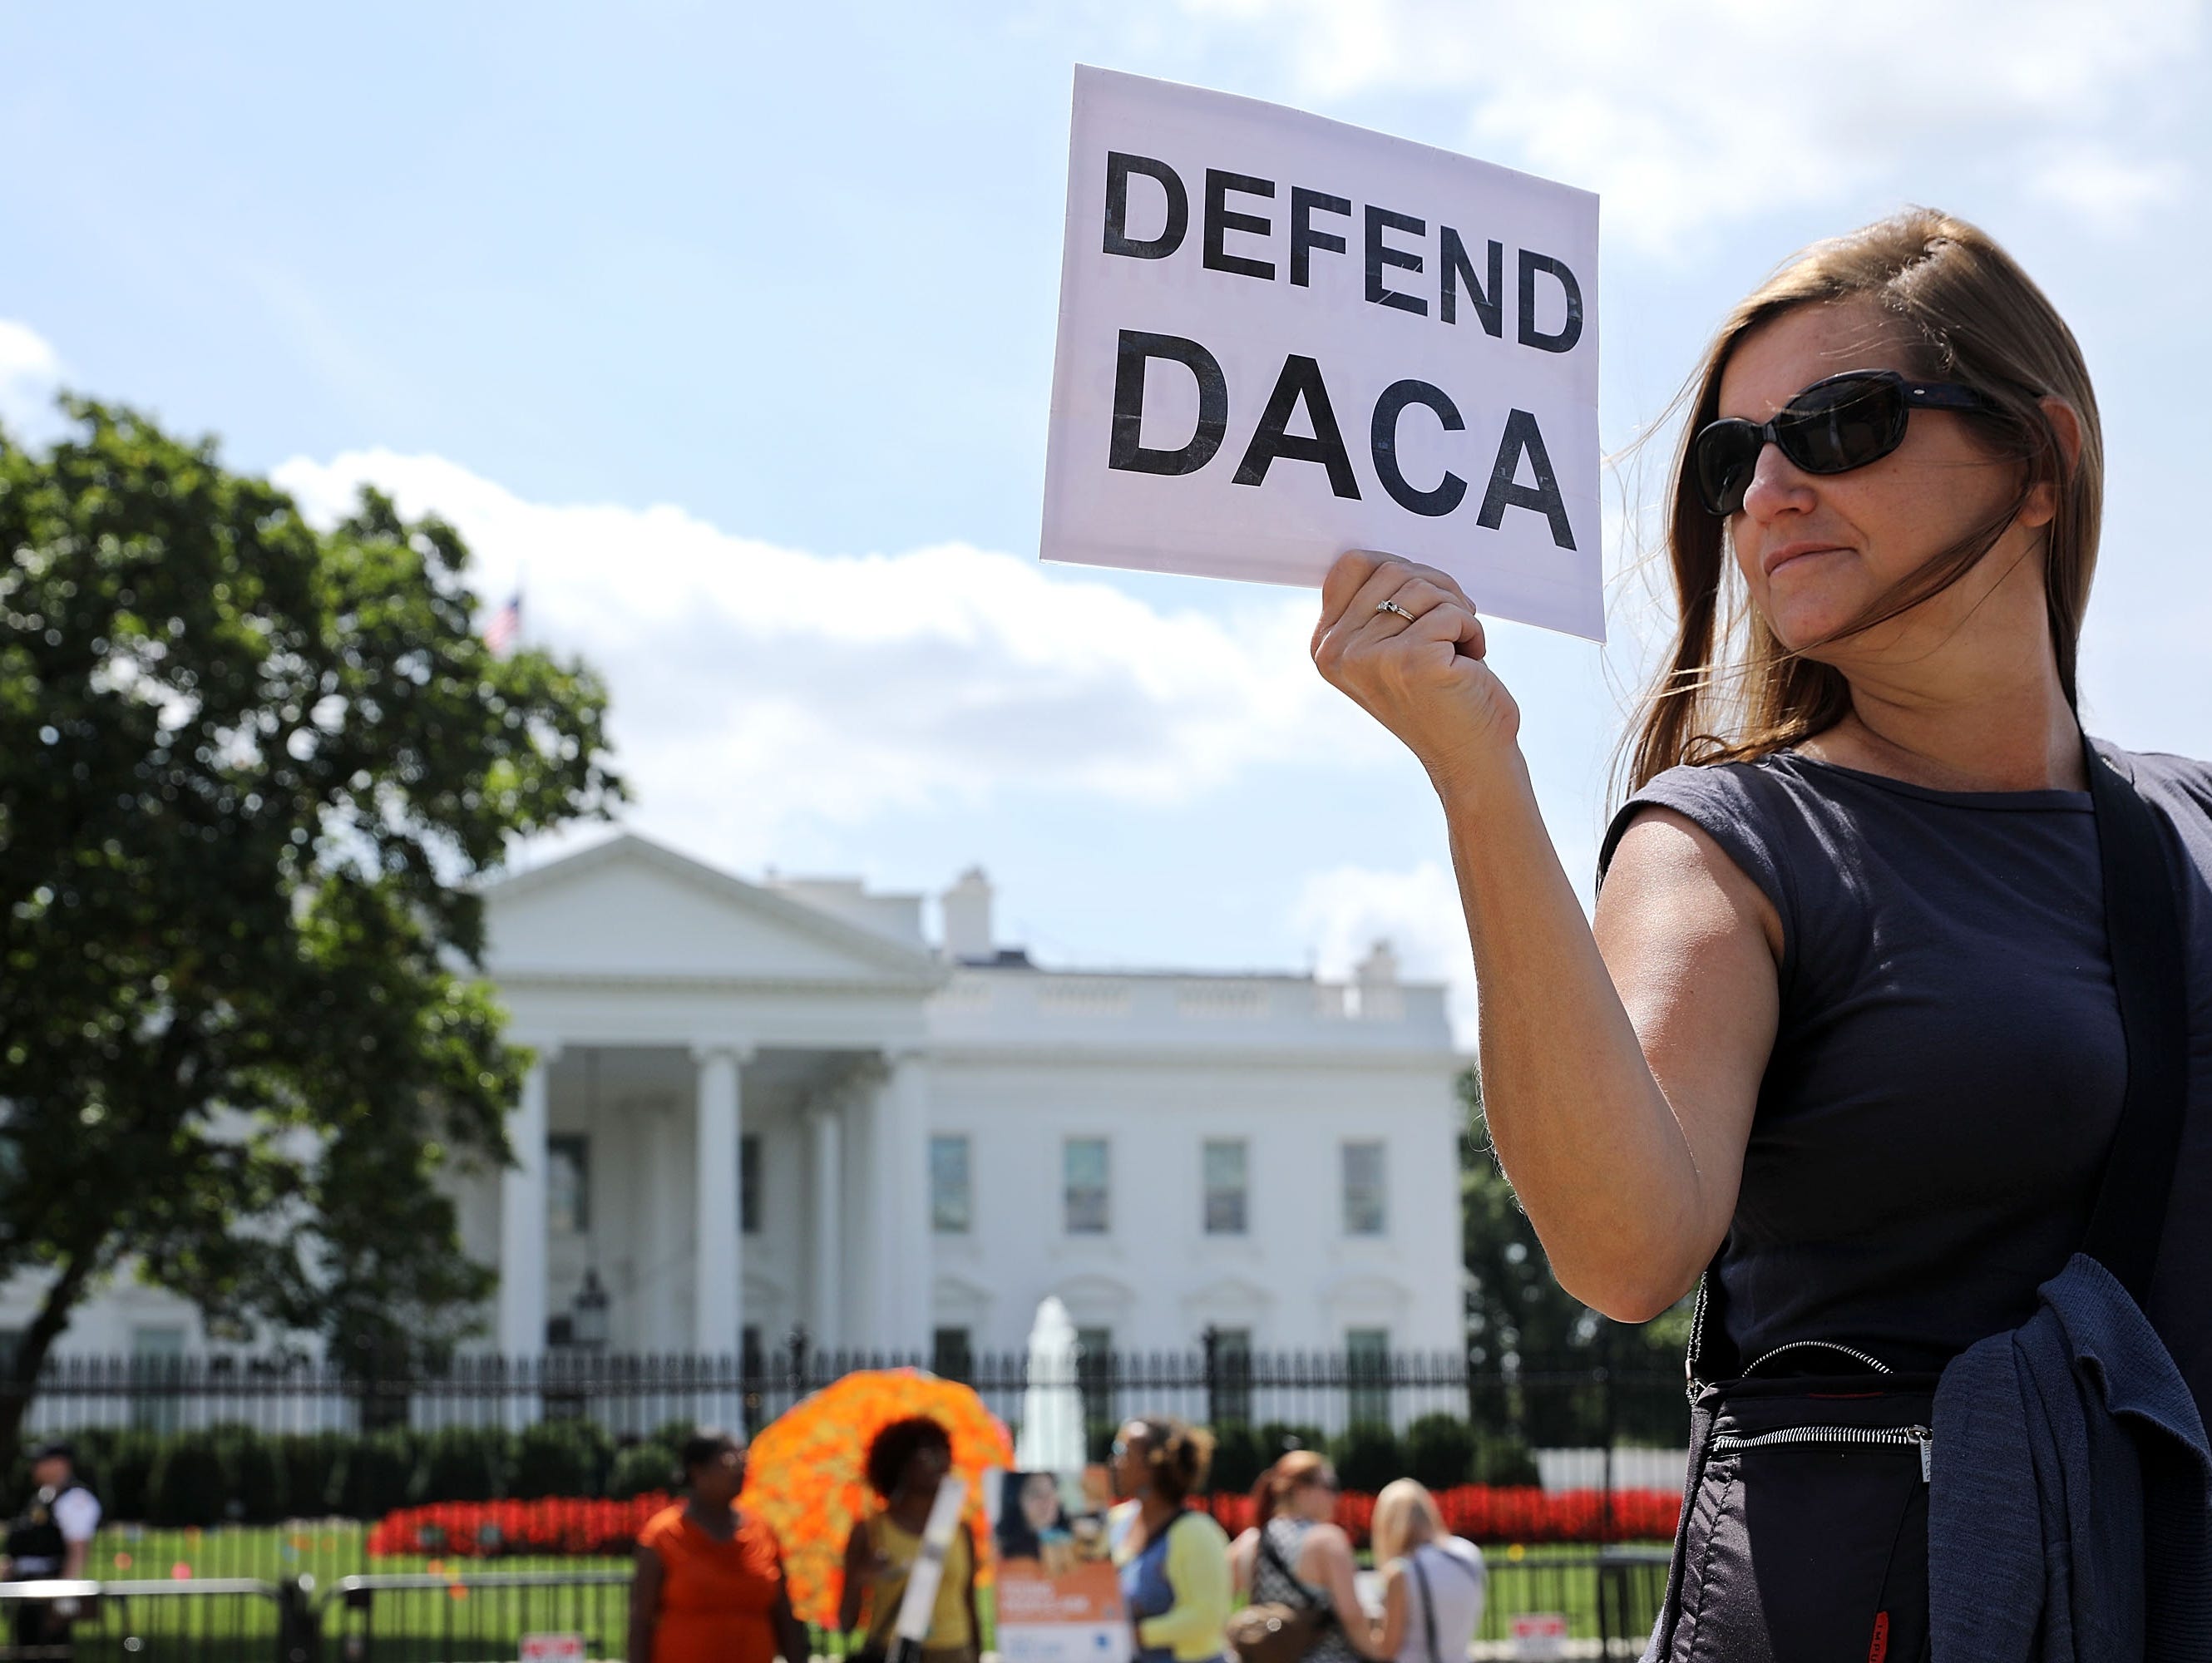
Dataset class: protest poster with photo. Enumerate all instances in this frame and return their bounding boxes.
[989,1470,1130,1663]
[1042,66,1602,641]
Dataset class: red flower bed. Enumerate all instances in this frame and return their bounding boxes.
[1197,1484,1682,1547]
[372,1484,1682,1561]
[368,1494,676,1558]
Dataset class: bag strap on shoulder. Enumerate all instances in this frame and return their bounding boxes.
[1412,1550,1439,1663]
[1257,1520,1329,1621]
[2080,738,2190,1302]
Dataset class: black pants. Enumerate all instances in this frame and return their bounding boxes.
[9,1600,73,1661]
[1650,1380,1933,1662]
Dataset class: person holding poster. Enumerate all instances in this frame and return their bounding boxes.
[1105,1419,1232,1663]
[1312,210,2212,1656]
[841,1418,981,1663]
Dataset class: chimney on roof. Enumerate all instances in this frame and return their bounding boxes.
[1356,938,1400,989]
[942,867,994,962]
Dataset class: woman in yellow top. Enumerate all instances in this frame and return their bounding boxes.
[839,1416,979,1663]
[1108,1417,1232,1663]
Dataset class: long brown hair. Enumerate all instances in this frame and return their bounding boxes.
[1622,209,2103,797]
[1251,1449,1331,1518]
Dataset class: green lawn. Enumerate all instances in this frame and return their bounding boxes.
[53,1526,1665,1660]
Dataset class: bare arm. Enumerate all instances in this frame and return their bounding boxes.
[1228,1528,1256,1598]
[962,1537,980,1663]
[628,1544,664,1663]
[1313,552,1777,1317]
[1295,1525,1385,1660]
[838,1522,873,1636]
[772,1550,812,1663]
[1375,1563,1409,1661]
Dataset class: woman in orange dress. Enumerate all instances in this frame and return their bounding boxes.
[630,1429,811,1663]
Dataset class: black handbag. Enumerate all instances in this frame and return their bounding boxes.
[1644,738,2190,1663]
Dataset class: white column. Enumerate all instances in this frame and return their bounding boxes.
[639,1105,679,1352]
[842,1076,879,1352]
[873,1050,933,1357]
[693,1045,745,1357]
[498,1048,557,1357]
[809,1103,844,1350]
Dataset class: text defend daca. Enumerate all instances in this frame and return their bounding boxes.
[1099,151,1584,550]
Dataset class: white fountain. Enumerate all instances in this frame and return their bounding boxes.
[1012,1295,1086,1473]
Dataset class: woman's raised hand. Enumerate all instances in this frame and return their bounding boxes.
[1310,550,1520,795]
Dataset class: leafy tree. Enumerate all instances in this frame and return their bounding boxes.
[0,397,623,1458]
[1457,1063,1691,1369]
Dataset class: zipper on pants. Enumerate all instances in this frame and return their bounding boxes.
[1709,1424,1933,1483]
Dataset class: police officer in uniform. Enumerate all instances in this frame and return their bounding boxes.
[3,1441,101,1656]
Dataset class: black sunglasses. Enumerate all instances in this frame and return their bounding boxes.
[1692,369,2000,517]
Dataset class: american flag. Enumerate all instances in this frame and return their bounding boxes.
[482,591,522,659]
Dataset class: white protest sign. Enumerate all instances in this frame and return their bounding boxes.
[1509,1612,1569,1660]
[1042,66,1602,641]
[517,1637,585,1663]
[891,1473,970,1644]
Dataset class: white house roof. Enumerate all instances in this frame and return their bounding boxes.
[481,832,946,989]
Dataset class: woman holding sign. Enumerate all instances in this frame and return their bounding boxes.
[1313,210,2212,1656]
[841,1417,981,1663]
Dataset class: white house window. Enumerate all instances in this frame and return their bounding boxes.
[1076,1325,1115,1426]
[1064,1137,1109,1235]
[1203,1138,1248,1235]
[1347,1326,1391,1426]
[1341,1140,1386,1236]
[547,1135,590,1235]
[130,1325,187,1434]
[1211,1325,1254,1424]
[933,1325,974,1380]
[931,1136,973,1234]
[740,1133,761,1236]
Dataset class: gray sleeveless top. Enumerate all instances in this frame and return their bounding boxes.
[1599,744,2212,1412]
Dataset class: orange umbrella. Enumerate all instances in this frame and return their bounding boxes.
[742,1369,1015,1628]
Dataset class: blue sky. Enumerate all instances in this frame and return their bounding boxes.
[6,0,2208,1039]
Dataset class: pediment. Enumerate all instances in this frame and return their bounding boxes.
[1318,1272,1412,1316]
[932,1274,994,1320]
[1182,1276,1276,1319]
[484,833,945,988]
[1052,1273,1138,1323]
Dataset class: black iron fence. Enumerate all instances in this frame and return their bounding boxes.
[2,1554,1673,1661]
[8,1337,1686,1440]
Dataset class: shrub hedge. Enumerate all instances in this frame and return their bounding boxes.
[11,1414,1564,1525]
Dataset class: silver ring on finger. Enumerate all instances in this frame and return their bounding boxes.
[1375,598,1417,621]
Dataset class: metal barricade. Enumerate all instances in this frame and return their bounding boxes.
[328,1571,630,1663]
[1594,1547,1670,1656]
[0,1576,315,1663]
[1465,1549,1671,1661]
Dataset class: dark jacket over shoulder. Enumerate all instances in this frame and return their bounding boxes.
[1930,1254,2212,1661]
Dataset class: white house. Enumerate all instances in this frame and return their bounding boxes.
[469,833,1470,1371]
[6,832,1471,1378]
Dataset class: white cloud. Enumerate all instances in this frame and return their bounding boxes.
[0,319,63,434]
[271,450,1385,871]
[1169,0,2203,248]
[2028,145,2188,234]
[1292,857,1477,1041]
